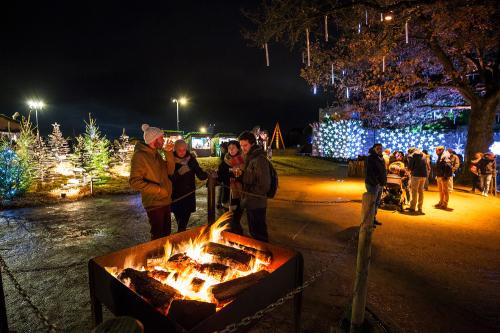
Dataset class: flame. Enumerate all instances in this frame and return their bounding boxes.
[114,212,270,307]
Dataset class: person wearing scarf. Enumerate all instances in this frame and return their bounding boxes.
[170,140,208,232]
[221,140,245,234]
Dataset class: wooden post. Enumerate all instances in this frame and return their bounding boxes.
[207,174,216,224]
[350,192,376,333]
[0,267,8,333]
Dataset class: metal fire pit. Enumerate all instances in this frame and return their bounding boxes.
[88,228,304,333]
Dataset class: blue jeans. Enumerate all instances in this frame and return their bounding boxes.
[365,183,382,218]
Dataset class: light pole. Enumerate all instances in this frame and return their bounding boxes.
[172,97,187,131]
[26,99,45,137]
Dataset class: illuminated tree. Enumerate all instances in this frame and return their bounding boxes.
[48,122,70,162]
[0,140,29,199]
[245,0,499,159]
[73,114,111,177]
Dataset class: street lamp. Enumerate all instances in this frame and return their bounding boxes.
[26,99,45,137]
[199,126,207,133]
[172,97,187,131]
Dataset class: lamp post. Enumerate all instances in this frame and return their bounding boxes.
[26,99,45,137]
[172,97,187,131]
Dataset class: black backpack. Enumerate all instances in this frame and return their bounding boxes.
[267,159,278,198]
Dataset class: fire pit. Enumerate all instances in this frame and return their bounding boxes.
[88,214,304,332]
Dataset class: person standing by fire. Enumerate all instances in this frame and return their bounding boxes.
[233,131,271,242]
[170,139,208,232]
[129,124,175,240]
[220,140,245,235]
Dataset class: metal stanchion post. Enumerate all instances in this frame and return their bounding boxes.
[0,267,9,333]
[207,173,216,224]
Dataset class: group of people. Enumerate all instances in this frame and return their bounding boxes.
[366,143,497,223]
[129,124,272,242]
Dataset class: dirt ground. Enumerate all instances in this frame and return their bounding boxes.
[0,160,499,332]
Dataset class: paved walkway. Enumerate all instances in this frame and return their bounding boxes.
[0,176,499,332]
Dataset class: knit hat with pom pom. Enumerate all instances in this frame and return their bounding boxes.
[141,124,164,144]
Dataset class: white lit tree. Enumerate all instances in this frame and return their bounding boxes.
[48,122,72,177]
[110,128,134,177]
[73,114,111,178]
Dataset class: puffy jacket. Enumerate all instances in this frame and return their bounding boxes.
[129,142,175,210]
[241,145,271,209]
[408,152,430,177]
[365,149,387,186]
[477,156,496,175]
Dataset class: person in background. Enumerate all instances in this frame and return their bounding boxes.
[477,152,496,197]
[365,143,386,226]
[170,140,208,232]
[470,152,483,194]
[217,142,230,210]
[382,148,391,170]
[422,149,431,190]
[447,148,460,192]
[234,131,271,242]
[129,124,175,240]
[408,149,430,214]
[434,146,453,210]
[222,140,246,234]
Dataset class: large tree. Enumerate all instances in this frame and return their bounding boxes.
[245,0,499,159]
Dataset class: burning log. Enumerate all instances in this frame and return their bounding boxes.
[164,253,198,272]
[199,263,229,281]
[228,241,273,264]
[146,256,165,268]
[168,299,216,330]
[117,268,179,313]
[204,242,254,271]
[147,269,174,281]
[190,277,205,293]
[210,270,270,304]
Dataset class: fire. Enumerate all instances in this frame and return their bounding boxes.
[108,212,273,312]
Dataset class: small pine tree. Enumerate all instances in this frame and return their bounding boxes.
[73,114,111,178]
[9,117,35,194]
[31,136,51,183]
[48,122,70,162]
[0,140,30,199]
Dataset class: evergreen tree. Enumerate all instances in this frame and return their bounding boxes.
[0,140,30,199]
[31,136,51,183]
[11,117,35,192]
[48,122,70,162]
[73,114,111,178]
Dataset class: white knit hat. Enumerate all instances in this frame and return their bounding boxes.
[141,124,164,144]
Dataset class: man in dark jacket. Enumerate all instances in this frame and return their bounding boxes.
[434,146,453,209]
[236,131,271,242]
[477,152,497,197]
[365,143,386,225]
[408,149,430,214]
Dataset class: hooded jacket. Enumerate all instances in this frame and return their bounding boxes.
[408,151,430,177]
[241,145,271,209]
[129,142,175,210]
[477,155,497,175]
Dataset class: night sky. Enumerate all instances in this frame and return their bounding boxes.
[1,1,325,139]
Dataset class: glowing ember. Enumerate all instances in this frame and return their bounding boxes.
[108,213,273,312]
